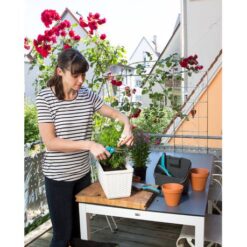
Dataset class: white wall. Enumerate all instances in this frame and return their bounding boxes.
[184,0,222,96]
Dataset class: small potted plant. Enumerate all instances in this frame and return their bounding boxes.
[129,128,151,182]
[93,117,133,199]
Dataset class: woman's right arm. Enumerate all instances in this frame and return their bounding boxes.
[39,122,110,160]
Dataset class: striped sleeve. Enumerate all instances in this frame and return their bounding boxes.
[36,94,54,123]
[89,90,104,112]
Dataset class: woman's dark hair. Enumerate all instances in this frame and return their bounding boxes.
[47,48,89,100]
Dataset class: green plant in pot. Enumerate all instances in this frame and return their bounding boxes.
[93,115,128,170]
[93,115,133,199]
[129,128,151,181]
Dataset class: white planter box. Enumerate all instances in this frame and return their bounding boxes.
[96,161,133,199]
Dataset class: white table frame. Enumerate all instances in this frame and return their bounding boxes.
[79,203,205,247]
[78,151,213,247]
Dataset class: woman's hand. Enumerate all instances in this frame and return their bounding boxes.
[117,125,134,147]
[89,141,111,160]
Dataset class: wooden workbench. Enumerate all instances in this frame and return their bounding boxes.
[75,182,156,210]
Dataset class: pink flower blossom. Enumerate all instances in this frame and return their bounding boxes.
[100,34,106,40]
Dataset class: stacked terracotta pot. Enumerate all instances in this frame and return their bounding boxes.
[190,168,209,191]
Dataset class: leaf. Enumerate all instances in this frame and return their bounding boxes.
[71,23,78,28]
[111,100,119,107]
[141,88,149,95]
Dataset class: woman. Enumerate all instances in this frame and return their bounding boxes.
[36,48,133,247]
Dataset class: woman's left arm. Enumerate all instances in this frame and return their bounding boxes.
[97,104,134,147]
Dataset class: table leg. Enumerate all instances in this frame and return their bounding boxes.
[79,203,91,240]
[195,217,205,247]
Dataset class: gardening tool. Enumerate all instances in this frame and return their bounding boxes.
[158,153,173,177]
[105,145,128,155]
[132,182,161,195]
[105,145,128,161]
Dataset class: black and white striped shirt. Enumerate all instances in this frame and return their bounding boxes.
[36,86,103,181]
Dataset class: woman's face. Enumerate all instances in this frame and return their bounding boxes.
[57,67,86,91]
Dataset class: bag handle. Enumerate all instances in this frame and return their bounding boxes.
[160,153,173,177]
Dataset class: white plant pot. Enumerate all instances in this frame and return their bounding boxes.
[96,161,133,199]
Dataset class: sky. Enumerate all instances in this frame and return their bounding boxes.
[24,0,180,59]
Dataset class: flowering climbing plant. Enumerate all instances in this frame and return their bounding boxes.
[24,9,204,146]
[24,9,127,94]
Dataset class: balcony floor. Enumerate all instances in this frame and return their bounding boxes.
[27,215,182,247]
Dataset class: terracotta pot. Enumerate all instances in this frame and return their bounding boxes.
[161,183,184,207]
[190,168,209,192]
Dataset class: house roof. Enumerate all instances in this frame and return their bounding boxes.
[60,8,88,34]
[129,36,159,61]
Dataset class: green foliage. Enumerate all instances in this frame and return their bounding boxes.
[25,102,39,143]
[136,53,186,117]
[93,114,127,169]
[103,152,127,170]
[132,106,174,135]
[25,214,50,235]
[93,117,122,147]
[129,128,151,168]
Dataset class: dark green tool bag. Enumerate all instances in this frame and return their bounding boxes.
[154,154,191,194]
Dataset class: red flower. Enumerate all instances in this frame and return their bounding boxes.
[63,20,71,28]
[100,34,106,40]
[73,35,81,41]
[69,30,75,37]
[37,34,45,44]
[52,26,60,36]
[195,65,203,71]
[63,44,72,50]
[88,20,97,31]
[45,29,54,37]
[181,55,203,72]
[179,59,188,68]
[41,9,60,28]
[24,37,30,50]
[60,30,66,37]
[130,109,141,118]
[94,13,100,19]
[111,79,117,85]
[79,17,88,27]
[98,18,106,25]
[115,80,122,86]
[51,36,57,43]
[59,21,66,30]
[111,79,122,87]
[34,44,50,58]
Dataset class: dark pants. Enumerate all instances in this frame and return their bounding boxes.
[45,173,91,247]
